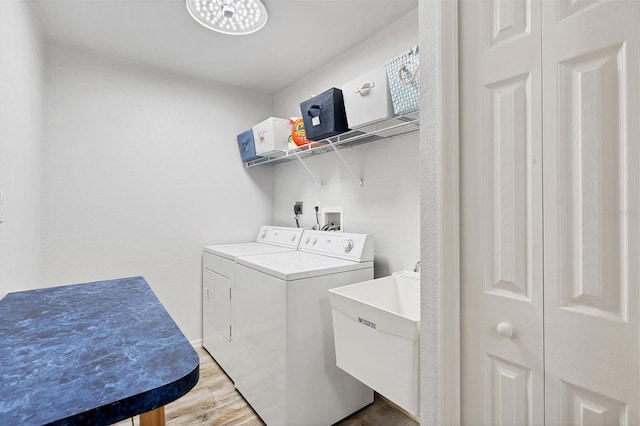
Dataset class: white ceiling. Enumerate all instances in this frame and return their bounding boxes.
[29,0,417,94]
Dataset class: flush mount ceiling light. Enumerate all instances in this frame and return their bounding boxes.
[186,0,268,35]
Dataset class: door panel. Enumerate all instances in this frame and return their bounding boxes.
[486,354,532,425]
[558,44,625,320]
[485,73,532,301]
[563,382,627,424]
[484,0,529,49]
[542,1,640,424]
[460,0,544,424]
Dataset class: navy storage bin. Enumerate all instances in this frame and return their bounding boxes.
[237,130,260,162]
[300,88,350,141]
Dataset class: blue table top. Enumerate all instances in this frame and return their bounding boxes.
[0,276,199,425]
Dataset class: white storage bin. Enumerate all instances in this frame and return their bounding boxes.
[341,66,395,129]
[252,117,290,157]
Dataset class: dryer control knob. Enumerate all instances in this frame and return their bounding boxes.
[291,235,296,241]
[305,237,310,244]
[343,240,354,253]
[312,238,318,245]
[261,231,267,239]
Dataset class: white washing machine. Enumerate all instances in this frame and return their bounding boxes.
[202,226,304,380]
[234,230,375,426]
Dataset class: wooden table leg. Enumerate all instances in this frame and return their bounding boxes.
[140,406,165,426]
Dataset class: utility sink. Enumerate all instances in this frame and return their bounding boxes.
[328,271,420,417]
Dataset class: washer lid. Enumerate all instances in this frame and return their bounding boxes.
[235,251,373,281]
[203,243,296,261]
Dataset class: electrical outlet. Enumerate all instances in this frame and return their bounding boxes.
[294,201,303,215]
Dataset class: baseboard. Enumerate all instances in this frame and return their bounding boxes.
[377,393,420,423]
[190,338,203,349]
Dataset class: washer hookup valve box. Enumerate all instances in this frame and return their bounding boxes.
[300,87,350,141]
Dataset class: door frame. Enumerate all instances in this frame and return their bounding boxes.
[418,0,460,424]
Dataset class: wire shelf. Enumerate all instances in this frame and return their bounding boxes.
[244,112,419,168]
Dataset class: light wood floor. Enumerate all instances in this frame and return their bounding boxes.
[114,347,419,426]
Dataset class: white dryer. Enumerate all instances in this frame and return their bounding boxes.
[202,226,304,380]
[234,230,375,426]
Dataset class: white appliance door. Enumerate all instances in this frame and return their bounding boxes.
[460,0,544,423]
[234,264,286,425]
[542,0,640,423]
[204,269,231,342]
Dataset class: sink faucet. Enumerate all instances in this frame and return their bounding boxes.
[413,261,421,273]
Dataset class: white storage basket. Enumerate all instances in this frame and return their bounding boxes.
[342,66,395,129]
[252,117,290,157]
[385,45,420,115]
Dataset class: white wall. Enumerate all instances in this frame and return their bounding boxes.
[0,1,45,294]
[42,43,274,341]
[419,0,440,421]
[419,1,460,424]
[272,9,419,277]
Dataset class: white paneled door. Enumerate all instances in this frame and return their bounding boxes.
[460,0,544,424]
[460,0,639,424]
[542,1,639,424]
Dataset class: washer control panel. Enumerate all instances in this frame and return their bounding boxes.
[299,231,373,262]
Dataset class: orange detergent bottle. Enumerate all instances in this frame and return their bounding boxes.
[290,118,310,146]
